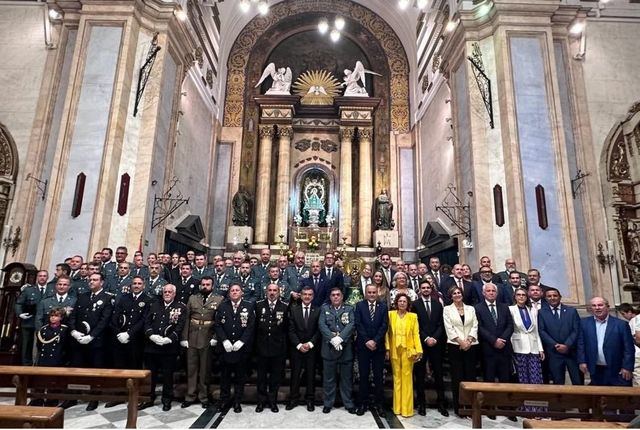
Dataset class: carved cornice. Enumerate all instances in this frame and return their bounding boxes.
[259,126,275,138]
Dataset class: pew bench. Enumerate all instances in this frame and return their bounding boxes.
[0,405,63,428]
[0,366,151,428]
[459,382,640,429]
[522,419,629,429]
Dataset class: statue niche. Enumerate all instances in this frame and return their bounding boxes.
[298,170,330,228]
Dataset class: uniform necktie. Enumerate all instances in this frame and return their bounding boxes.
[369,303,375,320]
[490,303,497,323]
[413,278,418,291]
[554,307,560,319]
[304,306,309,327]
[40,287,45,296]
[270,302,275,312]
[434,272,439,284]
[58,296,63,304]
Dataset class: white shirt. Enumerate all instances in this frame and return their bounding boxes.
[56,294,68,302]
[629,316,640,357]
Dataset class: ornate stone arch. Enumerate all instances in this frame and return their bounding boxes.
[0,123,19,250]
[600,102,640,300]
[223,0,410,132]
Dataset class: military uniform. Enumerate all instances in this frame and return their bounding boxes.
[35,294,76,330]
[252,263,271,282]
[145,277,168,299]
[260,277,292,302]
[318,303,356,410]
[131,265,149,279]
[192,266,213,280]
[15,283,50,365]
[175,276,199,305]
[255,299,289,407]
[182,291,223,403]
[101,261,118,283]
[214,299,255,405]
[212,272,235,298]
[109,274,134,297]
[144,299,187,407]
[110,292,153,369]
[70,277,90,297]
[69,290,113,368]
[285,265,311,294]
[36,323,69,366]
[237,274,260,303]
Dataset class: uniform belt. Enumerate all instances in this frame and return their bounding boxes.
[190,319,213,325]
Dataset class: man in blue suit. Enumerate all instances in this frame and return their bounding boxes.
[577,296,635,386]
[471,268,511,305]
[300,261,329,307]
[322,252,344,294]
[354,285,389,417]
[538,287,583,385]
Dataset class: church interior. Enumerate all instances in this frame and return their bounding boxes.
[1,0,640,427]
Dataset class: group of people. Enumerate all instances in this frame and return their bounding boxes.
[14,247,640,419]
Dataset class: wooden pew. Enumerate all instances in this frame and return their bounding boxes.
[0,405,63,428]
[522,419,629,429]
[459,382,640,429]
[0,366,151,429]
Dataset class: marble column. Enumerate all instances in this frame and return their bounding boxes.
[339,127,355,245]
[273,126,292,243]
[358,127,373,246]
[255,125,274,244]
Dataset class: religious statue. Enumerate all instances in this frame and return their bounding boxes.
[231,187,252,226]
[302,178,326,228]
[341,60,381,97]
[255,62,292,95]
[375,189,395,230]
[292,70,340,105]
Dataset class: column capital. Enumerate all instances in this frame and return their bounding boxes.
[359,127,373,140]
[339,127,356,141]
[278,126,293,138]
[259,125,275,138]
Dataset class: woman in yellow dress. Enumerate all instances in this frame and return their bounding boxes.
[386,293,423,417]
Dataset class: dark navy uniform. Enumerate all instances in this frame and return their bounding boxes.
[143,299,187,406]
[69,289,113,368]
[36,323,69,366]
[255,299,289,406]
[214,299,255,405]
[110,292,152,369]
[175,276,199,305]
[15,283,49,365]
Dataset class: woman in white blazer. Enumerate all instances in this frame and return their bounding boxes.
[443,285,479,417]
[509,287,545,383]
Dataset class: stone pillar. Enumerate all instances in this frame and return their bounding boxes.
[273,126,292,243]
[339,127,354,245]
[255,125,274,244]
[358,127,373,246]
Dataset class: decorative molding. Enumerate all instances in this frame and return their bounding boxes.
[261,107,293,120]
[608,133,631,182]
[340,109,373,122]
[359,127,373,140]
[259,125,275,138]
[278,126,293,138]
[339,127,356,141]
[293,118,340,128]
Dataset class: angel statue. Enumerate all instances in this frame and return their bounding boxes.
[341,60,381,97]
[255,62,292,95]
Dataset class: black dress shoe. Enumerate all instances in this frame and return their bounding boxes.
[105,401,122,408]
[438,406,449,417]
[347,407,356,414]
[356,406,366,416]
[137,401,154,410]
[508,416,518,422]
[201,402,210,409]
[488,415,496,420]
[86,401,98,411]
[60,400,77,409]
[322,406,331,413]
[417,405,426,416]
[28,399,44,406]
[285,402,296,411]
[233,403,242,413]
[307,402,315,412]
[162,403,171,412]
[270,404,279,413]
[377,407,386,418]
[255,403,264,413]
[181,400,194,408]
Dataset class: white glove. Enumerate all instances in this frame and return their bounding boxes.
[223,340,233,352]
[78,335,93,345]
[335,343,343,351]
[209,338,218,347]
[180,340,189,348]
[149,334,163,345]
[161,337,172,345]
[71,330,83,340]
[232,340,244,351]
[330,336,342,348]
[19,313,31,320]
[117,332,130,344]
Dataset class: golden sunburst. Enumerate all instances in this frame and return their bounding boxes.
[292,70,341,105]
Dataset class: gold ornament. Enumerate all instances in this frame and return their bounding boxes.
[292,70,340,105]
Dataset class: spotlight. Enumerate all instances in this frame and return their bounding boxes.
[239,0,250,13]
[257,1,269,15]
[318,19,329,34]
[48,8,62,20]
[330,29,340,42]
[569,21,585,35]
[174,7,187,21]
[398,0,410,10]
[334,16,345,31]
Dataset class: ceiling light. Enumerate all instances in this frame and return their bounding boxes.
[569,21,585,35]
[330,29,340,42]
[318,19,329,34]
[417,0,428,9]
[48,8,62,20]
[334,16,345,31]
[398,0,410,10]
[257,1,269,15]
[174,7,187,21]
[239,0,250,13]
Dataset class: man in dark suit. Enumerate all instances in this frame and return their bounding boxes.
[526,269,551,292]
[175,263,199,304]
[301,261,329,307]
[475,283,514,384]
[471,256,502,283]
[538,287,583,385]
[427,257,444,290]
[69,273,113,410]
[214,283,255,412]
[471,268,511,305]
[254,283,289,413]
[413,281,448,417]
[439,264,473,305]
[354,285,388,417]
[286,286,321,411]
[378,253,396,287]
[577,296,635,386]
[322,252,344,294]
